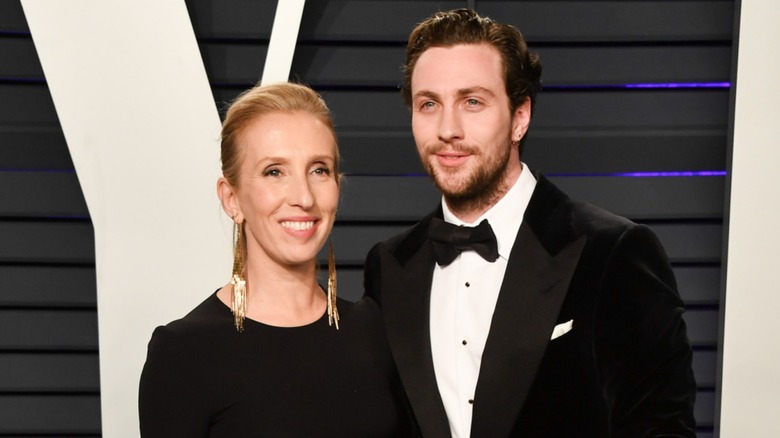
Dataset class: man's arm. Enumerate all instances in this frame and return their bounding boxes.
[593,224,697,437]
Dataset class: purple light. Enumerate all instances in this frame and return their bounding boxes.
[624,82,731,89]
[617,170,727,177]
[545,82,731,91]
[549,171,727,178]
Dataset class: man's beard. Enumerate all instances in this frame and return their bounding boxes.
[422,139,512,214]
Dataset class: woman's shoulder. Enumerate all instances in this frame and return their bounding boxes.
[148,291,229,348]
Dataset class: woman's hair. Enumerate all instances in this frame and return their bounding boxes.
[401,8,542,114]
[220,82,340,188]
[220,82,340,267]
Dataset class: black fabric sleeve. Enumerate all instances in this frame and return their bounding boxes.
[363,243,383,305]
[138,326,210,438]
[593,224,697,437]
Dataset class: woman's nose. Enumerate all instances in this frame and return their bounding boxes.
[288,175,314,209]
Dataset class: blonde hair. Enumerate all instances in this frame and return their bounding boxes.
[220,82,340,268]
[220,82,340,188]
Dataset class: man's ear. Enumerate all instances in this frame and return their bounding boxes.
[511,98,532,143]
[216,177,242,223]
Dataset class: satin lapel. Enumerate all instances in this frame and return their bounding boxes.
[381,240,452,438]
[471,224,586,436]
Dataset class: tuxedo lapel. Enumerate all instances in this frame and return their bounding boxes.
[470,174,586,436]
[380,218,452,438]
[377,175,584,437]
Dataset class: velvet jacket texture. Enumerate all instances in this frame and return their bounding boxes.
[364,172,697,437]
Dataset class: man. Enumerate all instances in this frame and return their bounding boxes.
[364,8,696,437]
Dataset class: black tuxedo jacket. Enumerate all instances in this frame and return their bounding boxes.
[364,173,696,437]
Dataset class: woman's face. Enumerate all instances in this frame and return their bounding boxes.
[229,111,339,269]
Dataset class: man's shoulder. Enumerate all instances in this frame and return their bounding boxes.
[528,172,643,250]
[569,200,635,235]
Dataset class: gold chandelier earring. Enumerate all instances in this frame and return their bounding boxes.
[230,219,247,332]
[327,240,339,329]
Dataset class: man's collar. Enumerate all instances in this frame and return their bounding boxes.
[442,163,537,259]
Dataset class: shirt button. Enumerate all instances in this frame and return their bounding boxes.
[465,282,470,287]
[462,340,467,345]
[468,399,474,404]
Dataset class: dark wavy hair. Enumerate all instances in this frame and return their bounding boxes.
[401,8,542,115]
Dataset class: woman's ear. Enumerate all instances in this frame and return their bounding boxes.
[216,177,242,223]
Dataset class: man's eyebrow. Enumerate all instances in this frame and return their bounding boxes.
[457,86,496,98]
[413,87,495,101]
[413,90,440,101]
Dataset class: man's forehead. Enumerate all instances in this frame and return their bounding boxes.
[411,45,505,96]
[414,44,502,73]
[417,43,500,64]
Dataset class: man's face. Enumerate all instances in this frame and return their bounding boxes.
[410,43,529,211]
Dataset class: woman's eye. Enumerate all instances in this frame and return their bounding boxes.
[263,168,281,177]
[313,167,331,176]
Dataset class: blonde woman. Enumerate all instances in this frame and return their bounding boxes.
[139,83,414,437]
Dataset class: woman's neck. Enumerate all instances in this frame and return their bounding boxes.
[218,257,327,328]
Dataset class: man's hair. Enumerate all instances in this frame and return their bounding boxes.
[401,8,542,114]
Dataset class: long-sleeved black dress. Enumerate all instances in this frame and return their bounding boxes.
[139,292,414,437]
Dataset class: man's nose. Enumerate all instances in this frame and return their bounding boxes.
[437,106,464,143]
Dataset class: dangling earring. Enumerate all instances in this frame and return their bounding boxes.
[327,240,339,329]
[230,219,247,332]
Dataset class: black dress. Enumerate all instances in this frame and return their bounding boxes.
[139,292,414,437]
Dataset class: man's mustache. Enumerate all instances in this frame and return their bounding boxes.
[425,143,479,155]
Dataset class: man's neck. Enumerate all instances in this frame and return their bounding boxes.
[446,164,523,224]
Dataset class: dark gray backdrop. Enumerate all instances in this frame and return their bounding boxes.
[0,0,732,435]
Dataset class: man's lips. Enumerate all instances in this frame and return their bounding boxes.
[434,150,471,167]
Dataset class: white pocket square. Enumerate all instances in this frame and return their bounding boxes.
[550,319,573,340]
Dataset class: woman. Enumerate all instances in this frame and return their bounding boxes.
[139,83,413,437]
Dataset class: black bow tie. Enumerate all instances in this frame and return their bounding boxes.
[428,217,499,266]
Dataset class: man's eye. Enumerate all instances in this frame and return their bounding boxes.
[466,98,480,106]
[421,101,435,109]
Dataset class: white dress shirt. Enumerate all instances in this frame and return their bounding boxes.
[429,165,537,438]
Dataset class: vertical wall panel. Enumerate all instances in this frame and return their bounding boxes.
[22,0,227,436]
[720,2,780,436]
